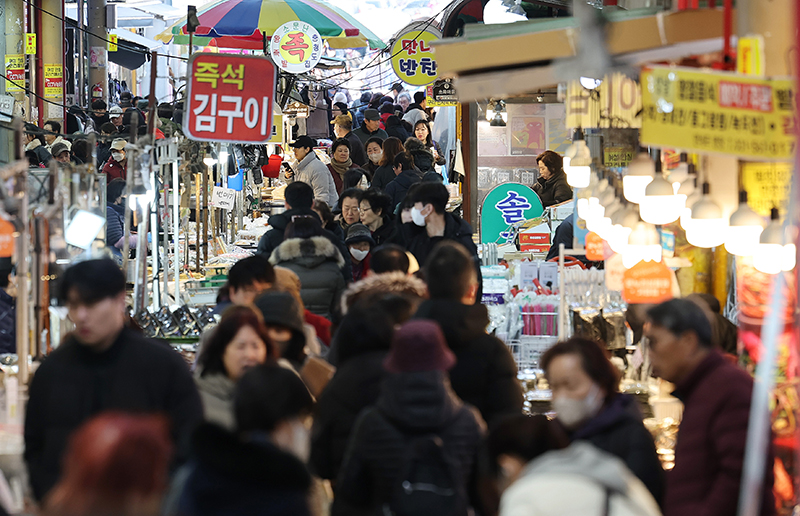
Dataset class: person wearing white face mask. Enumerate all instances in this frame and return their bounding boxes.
[173,363,315,516]
[101,138,128,182]
[344,223,375,282]
[363,137,384,180]
[541,338,665,506]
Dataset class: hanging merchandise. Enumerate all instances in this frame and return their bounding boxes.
[622,222,662,269]
[685,183,727,248]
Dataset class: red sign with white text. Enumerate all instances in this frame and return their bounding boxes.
[184,53,277,143]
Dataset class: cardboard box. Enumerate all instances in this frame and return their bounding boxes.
[520,223,551,253]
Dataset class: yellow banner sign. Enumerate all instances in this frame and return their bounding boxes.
[25,34,36,55]
[737,36,764,76]
[740,161,792,217]
[44,64,63,98]
[566,72,642,129]
[641,66,796,160]
[4,55,24,92]
[108,34,118,52]
[391,25,441,87]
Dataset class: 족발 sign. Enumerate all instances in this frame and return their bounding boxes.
[622,260,673,304]
[184,53,277,144]
[25,34,36,55]
[426,77,458,107]
[391,24,441,87]
[566,72,642,129]
[268,21,323,74]
[4,55,24,92]
[641,66,796,160]
[44,64,63,98]
[480,183,544,244]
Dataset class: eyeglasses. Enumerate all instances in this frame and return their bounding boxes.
[342,207,360,214]
[358,207,372,214]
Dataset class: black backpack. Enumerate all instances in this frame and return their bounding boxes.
[382,431,469,516]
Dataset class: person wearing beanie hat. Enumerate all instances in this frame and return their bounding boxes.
[334,319,485,515]
[344,223,375,282]
[254,291,308,370]
[356,91,373,127]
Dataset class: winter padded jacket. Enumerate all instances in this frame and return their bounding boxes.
[176,423,312,516]
[371,164,396,192]
[256,207,352,284]
[310,350,387,481]
[384,169,423,211]
[285,151,339,208]
[666,350,775,516]
[384,116,410,142]
[568,393,664,504]
[195,372,236,431]
[334,371,485,515]
[24,328,203,501]
[0,289,15,354]
[344,131,368,168]
[106,203,126,256]
[371,215,401,247]
[269,236,347,320]
[413,300,523,427]
[499,442,661,516]
[533,169,572,208]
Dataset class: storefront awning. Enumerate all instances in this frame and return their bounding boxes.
[433,8,735,101]
[107,29,164,70]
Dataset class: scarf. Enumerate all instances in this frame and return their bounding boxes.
[330,157,352,178]
[25,139,42,151]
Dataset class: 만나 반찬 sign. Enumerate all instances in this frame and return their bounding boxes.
[391,24,441,87]
[641,65,796,160]
[184,53,277,144]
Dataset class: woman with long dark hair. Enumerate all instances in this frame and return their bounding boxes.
[371,137,405,191]
[413,119,446,166]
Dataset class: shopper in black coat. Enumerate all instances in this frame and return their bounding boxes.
[534,150,573,208]
[24,259,203,502]
[414,242,522,427]
[384,152,422,212]
[334,320,485,516]
[542,338,664,505]
[310,294,420,481]
[384,115,410,142]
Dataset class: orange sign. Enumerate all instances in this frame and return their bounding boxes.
[585,232,605,261]
[0,219,15,258]
[622,260,673,304]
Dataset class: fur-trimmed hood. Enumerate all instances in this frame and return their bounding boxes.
[269,236,345,269]
[341,271,428,314]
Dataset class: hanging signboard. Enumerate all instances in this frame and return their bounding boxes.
[108,34,118,52]
[585,232,605,261]
[426,77,458,107]
[43,64,63,98]
[4,55,24,93]
[0,218,15,258]
[737,36,764,76]
[480,183,544,244]
[25,34,36,55]
[391,24,441,87]
[268,21,323,74]
[184,53,277,144]
[640,65,796,161]
[622,260,673,304]
[282,101,310,117]
[740,161,792,216]
[210,186,236,210]
[566,72,642,129]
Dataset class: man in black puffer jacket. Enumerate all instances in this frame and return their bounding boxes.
[415,241,523,427]
[334,320,485,516]
[404,137,441,183]
[257,181,351,283]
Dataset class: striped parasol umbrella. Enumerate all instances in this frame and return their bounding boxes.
[156,0,384,50]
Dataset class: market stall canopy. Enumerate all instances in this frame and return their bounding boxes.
[433,8,735,101]
[66,2,183,28]
[156,0,384,50]
[107,29,164,70]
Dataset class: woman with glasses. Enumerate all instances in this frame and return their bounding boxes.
[335,188,364,235]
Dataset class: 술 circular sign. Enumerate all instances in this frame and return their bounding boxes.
[269,21,323,74]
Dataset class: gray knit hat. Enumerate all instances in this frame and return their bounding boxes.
[345,223,376,247]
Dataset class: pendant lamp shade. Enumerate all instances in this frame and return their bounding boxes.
[640,174,682,225]
[685,183,726,248]
[724,192,765,257]
[623,153,655,204]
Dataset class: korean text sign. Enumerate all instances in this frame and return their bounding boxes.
[269,21,323,74]
[641,66,796,160]
[391,25,441,87]
[479,183,544,244]
[184,53,277,144]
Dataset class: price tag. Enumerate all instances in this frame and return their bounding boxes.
[211,186,236,210]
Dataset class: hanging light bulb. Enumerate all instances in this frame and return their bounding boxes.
[685,182,727,248]
[563,128,592,188]
[585,178,610,226]
[754,208,797,274]
[640,154,682,225]
[622,222,663,269]
[608,204,640,254]
[679,166,700,230]
[623,153,655,204]
[596,198,622,241]
[586,186,615,234]
[724,191,765,257]
[667,153,689,193]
